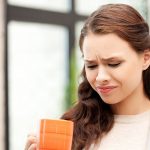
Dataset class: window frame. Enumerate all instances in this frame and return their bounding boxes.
[5,0,87,150]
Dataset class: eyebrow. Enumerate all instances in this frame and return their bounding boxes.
[84,57,122,63]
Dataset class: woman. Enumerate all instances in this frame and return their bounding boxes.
[25,4,150,150]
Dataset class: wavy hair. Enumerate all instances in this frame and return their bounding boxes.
[61,4,150,150]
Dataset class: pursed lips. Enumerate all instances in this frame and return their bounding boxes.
[96,86,117,94]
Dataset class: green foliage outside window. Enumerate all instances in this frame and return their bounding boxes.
[64,49,78,110]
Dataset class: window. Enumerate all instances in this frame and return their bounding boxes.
[8,21,68,149]
[8,0,71,12]
[76,0,147,18]
[6,0,148,150]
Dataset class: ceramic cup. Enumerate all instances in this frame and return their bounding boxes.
[39,119,74,150]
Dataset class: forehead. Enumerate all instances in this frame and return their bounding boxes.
[82,33,136,59]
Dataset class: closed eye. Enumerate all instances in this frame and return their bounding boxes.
[108,63,121,67]
[86,65,98,69]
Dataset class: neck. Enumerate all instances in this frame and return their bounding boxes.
[110,83,150,115]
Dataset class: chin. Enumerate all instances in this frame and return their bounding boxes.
[101,98,122,105]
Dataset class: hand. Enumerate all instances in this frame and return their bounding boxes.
[25,134,38,150]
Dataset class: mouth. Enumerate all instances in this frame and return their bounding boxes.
[96,86,117,94]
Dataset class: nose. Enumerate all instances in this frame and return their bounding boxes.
[96,66,110,84]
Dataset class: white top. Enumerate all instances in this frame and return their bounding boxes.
[90,109,150,150]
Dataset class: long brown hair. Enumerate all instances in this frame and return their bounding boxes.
[61,4,150,150]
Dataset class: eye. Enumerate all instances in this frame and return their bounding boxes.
[86,65,98,69]
[108,63,121,67]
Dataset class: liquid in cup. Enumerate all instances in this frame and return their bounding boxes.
[39,119,74,150]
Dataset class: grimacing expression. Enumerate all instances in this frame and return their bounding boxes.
[82,33,146,105]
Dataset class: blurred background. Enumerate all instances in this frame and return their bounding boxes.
[0,0,149,150]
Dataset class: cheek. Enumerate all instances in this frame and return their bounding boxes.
[85,69,97,85]
[113,64,143,88]
[125,68,142,88]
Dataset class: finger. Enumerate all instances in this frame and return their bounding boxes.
[25,136,37,150]
[28,143,37,150]
[25,135,37,150]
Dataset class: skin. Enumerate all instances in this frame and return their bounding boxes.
[82,32,150,115]
[25,32,150,150]
[25,134,37,150]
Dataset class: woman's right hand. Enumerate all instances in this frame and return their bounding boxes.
[25,134,38,150]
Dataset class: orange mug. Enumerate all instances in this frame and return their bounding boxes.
[39,119,74,150]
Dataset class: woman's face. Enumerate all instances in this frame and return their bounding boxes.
[82,33,145,105]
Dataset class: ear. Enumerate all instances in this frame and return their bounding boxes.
[142,49,150,70]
